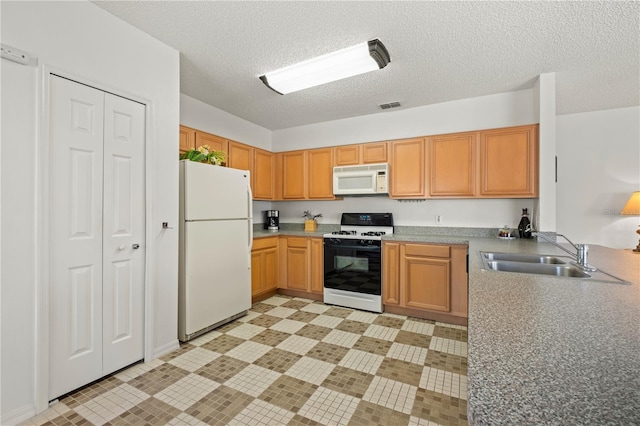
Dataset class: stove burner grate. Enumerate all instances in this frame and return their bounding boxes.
[332,230,357,235]
[360,231,387,237]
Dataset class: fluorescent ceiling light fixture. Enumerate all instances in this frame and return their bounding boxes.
[260,39,390,95]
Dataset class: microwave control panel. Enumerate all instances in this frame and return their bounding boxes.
[376,171,387,192]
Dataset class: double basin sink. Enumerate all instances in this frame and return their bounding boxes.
[480,252,628,283]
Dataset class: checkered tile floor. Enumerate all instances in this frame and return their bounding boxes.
[23,295,468,426]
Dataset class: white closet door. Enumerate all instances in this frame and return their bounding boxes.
[49,76,105,399]
[102,93,145,375]
[49,76,146,400]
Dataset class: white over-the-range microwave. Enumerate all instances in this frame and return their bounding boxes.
[333,163,389,195]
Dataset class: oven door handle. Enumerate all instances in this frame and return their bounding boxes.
[323,243,381,251]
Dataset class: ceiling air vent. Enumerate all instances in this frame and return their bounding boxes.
[378,101,401,110]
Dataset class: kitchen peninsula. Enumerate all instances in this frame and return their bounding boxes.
[257,225,640,424]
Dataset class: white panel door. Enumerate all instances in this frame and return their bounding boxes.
[49,76,105,399]
[49,76,145,400]
[183,220,251,336]
[102,93,145,375]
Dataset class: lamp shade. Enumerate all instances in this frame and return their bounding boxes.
[620,191,640,215]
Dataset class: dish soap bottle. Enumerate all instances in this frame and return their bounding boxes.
[518,208,532,238]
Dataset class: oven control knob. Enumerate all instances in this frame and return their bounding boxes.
[331,238,340,244]
[359,239,368,246]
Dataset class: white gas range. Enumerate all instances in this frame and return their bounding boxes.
[322,213,393,313]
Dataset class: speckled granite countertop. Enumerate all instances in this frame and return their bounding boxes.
[254,227,640,424]
[462,237,639,425]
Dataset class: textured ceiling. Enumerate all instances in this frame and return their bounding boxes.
[93,1,639,130]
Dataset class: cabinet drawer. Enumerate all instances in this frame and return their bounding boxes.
[404,244,450,258]
[253,236,278,251]
[287,237,308,248]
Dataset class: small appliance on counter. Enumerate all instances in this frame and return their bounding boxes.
[264,210,279,231]
[518,208,532,238]
[498,225,515,240]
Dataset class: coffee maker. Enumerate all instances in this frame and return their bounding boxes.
[264,210,279,231]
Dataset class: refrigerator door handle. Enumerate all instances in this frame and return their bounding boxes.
[247,182,253,266]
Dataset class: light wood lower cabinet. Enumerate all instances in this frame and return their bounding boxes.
[309,238,324,293]
[276,236,324,299]
[383,241,468,325]
[251,237,279,303]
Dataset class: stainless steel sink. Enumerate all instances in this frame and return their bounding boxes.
[483,252,567,264]
[484,260,591,277]
[480,251,630,283]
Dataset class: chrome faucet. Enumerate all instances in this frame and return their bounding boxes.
[532,232,597,272]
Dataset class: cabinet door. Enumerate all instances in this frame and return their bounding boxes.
[286,237,309,290]
[195,131,228,156]
[389,138,426,198]
[480,125,538,197]
[401,248,451,312]
[307,148,335,199]
[282,151,307,199]
[228,141,253,171]
[251,238,278,297]
[382,242,400,305]
[179,126,196,153]
[309,238,324,293]
[429,132,477,196]
[253,148,274,200]
[362,142,388,164]
[251,251,263,296]
[335,145,360,166]
[263,247,278,293]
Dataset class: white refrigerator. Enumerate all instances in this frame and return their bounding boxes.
[178,160,253,341]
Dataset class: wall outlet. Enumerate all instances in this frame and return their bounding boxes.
[435,215,442,225]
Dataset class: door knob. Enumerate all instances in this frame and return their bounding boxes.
[132,244,140,249]
[117,244,125,251]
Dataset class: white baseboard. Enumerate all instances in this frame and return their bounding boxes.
[1,403,37,426]
[151,339,180,360]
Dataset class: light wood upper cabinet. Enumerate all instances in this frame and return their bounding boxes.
[307,148,335,199]
[195,131,228,157]
[428,132,477,197]
[227,141,253,171]
[179,126,196,153]
[362,142,388,163]
[335,142,388,166]
[253,148,274,200]
[480,125,538,197]
[180,123,538,202]
[389,138,426,198]
[282,151,307,199]
[383,241,468,323]
[335,145,360,166]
